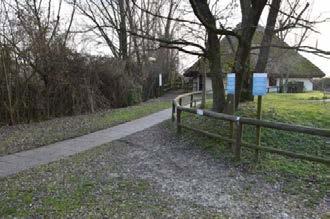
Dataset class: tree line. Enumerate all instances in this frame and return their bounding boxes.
[0,0,181,125]
[1,0,329,125]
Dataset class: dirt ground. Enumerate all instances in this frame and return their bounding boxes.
[1,118,328,217]
[104,122,328,218]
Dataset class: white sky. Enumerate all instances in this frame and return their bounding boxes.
[58,0,330,77]
[296,0,330,76]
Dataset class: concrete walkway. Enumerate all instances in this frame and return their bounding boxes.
[0,108,172,178]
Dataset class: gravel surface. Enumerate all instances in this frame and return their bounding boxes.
[1,120,328,217]
[110,122,329,218]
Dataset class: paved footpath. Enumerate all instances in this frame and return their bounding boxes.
[0,108,172,178]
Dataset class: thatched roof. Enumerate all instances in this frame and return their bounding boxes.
[183,30,325,79]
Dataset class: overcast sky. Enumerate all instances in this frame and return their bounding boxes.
[296,0,330,76]
[59,0,330,77]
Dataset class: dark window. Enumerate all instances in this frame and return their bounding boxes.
[199,75,203,91]
[269,77,276,86]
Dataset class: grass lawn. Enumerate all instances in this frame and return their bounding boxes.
[180,91,329,207]
[0,100,170,156]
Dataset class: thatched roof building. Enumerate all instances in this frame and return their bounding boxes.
[184,31,325,79]
[184,28,325,92]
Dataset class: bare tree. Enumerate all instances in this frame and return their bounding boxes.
[254,0,330,93]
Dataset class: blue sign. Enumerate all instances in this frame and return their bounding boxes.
[227,73,236,94]
[253,73,268,96]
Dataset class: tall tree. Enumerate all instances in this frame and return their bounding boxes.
[255,0,282,73]
[119,0,128,59]
[232,0,268,106]
[189,0,231,112]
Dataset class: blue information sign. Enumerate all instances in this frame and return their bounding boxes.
[227,73,235,94]
[253,73,268,96]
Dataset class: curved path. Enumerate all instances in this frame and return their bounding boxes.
[0,108,171,178]
[0,91,327,217]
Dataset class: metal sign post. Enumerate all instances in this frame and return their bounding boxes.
[227,73,236,112]
[252,73,268,161]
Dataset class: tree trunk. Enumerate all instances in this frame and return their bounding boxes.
[207,31,226,112]
[1,48,15,125]
[255,0,282,72]
[189,0,226,112]
[119,0,128,59]
[233,0,267,107]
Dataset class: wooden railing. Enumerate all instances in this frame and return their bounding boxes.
[172,92,330,165]
[324,90,330,100]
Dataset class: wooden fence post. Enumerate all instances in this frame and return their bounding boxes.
[255,95,262,161]
[177,108,182,133]
[234,119,243,161]
[190,94,193,108]
[228,94,235,151]
[172,100,176,122]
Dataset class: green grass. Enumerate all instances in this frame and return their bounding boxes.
[181,92,329,207]
[0,100,170,155]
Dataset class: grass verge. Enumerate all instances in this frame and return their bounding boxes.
[180,92,329,207]
[0,100,170,156]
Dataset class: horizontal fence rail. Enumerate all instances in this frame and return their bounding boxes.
[172,92,330,165]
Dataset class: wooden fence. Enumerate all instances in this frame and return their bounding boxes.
[324,90,330,101]
[172,92,330,165]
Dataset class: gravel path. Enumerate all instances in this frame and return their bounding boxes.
[0,121,328,217]
[106,122,328,218]
[0,90,182,156]
[0,108,171,177]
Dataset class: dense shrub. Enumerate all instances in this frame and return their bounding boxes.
[0,43,146,125]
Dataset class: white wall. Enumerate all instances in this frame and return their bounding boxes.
[193,78,198,91]
[276,78,313,91]
[205,77,212,91]
[267,78,279,92]
[192,77,212,91]
[193,77,314,92]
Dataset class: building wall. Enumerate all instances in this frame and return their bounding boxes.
[205,77,212,91]
[267,78,279,92]
[192,77,213,92]
[193,77,314,92]
[276,78,313,91]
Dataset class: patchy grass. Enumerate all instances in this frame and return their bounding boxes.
[0,142,224,217]
[0,100,170,156]
[180,92,329,207]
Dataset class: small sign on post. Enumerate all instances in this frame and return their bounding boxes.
[227,73,236,94]
[252,73,267,162]
[252,73,267,96]
[226,73,236,113]
[158,73,163,97]
[197,109,204,116]
[227,73,236,151]
[159,73,162,87]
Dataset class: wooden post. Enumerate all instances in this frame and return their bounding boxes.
[228,94,235,151]
[172,100,176,122]
[201,72,206,109]
[190,94,193,108]
[177,108,182,133]
[235,120,243,161]
[179,98,182,106]
[255,95,262,161]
